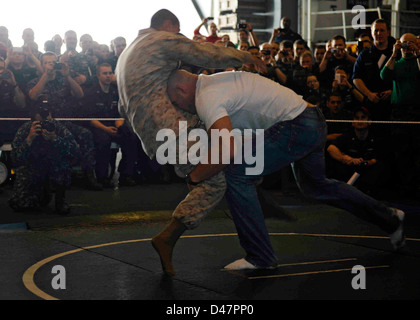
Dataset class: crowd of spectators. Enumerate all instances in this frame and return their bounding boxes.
[0,15,419,213]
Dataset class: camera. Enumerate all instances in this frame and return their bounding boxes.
[277,28,285,32]
[54,62,64,70]
[331,48,339,53]
[206,17,214,20]
[261,49,271,56]
[401,43,409,49]
[41,120,56,132]
[238,23,247,29]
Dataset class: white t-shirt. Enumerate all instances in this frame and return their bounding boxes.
[195,71,308,131]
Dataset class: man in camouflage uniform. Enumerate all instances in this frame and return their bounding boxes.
[27,51,102,190]
[116,9,266,275]
[9,107,79,214]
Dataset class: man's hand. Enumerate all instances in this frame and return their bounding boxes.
[247,55,267,74]
[26,121,42,145]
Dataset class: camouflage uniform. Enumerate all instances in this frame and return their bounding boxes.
[8,120,79,211]
[26,74,96,172]
[116,29,256,229]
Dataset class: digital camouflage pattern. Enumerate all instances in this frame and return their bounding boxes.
[116,29,254,229]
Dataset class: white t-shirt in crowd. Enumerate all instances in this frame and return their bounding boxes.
[195,71,308,131]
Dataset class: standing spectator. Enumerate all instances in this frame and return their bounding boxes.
[235,23,259,48]
[314,44,326,64]
[0,57,27,142]
[83,63,138,187]
[356,33,373,56]
[319,35,356,87]
[5,47,41,92]
[259,43,286,84]
[109,37,126,73]
[332,66,364,112]
[271,17,303,44]
[353,19,396,120]
[27,51,102,190]
[194,18,221,44]
[292,39,306,64]
[0,26,13,49]
[8,107,78,214]
[52,34,63,55]
[380,33,420,197]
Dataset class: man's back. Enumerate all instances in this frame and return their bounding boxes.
[195,71,308,131]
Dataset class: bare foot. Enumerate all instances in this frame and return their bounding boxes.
[152,235,176,276]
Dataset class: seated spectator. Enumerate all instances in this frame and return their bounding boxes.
[259,43,286,84]
[319,35,356,87]
[269,41,280,60]
[8,107,79,214]
[270,17,303,44]
[327,107,389,196]
[0,57,27,143]
[380,32,420,196]
[238,41,249,51]
[239,46,259,73]
[194,18,221,43]
[27,51,102,190]
[82,63,138,187]
[332,65,364,112]
[321,92,352,142]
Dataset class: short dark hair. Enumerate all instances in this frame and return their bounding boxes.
[97,63,113,75]
[150,9,179,29]
[372,19,391,31]
[331,35,346,43]
[40,51,57,64]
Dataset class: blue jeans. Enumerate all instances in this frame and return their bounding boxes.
[224,107,398,267]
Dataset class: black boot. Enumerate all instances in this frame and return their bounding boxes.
[85,169,103,191]
[55,186,70,215]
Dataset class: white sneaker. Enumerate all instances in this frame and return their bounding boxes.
[224,258,258,270]
[390,208,406,251]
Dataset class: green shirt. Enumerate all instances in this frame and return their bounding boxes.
[380,57,420,106]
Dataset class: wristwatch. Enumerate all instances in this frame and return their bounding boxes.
[185,173,200,186]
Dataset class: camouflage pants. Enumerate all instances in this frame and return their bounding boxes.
[8,151,72,211]
[162,122,227,230]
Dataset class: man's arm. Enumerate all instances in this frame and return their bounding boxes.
[188,116,235,184]
[166,33,267,73]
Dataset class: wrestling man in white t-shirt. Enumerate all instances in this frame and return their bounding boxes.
[160,69,405,272]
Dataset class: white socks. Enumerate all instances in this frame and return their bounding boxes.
[224,258,258,270]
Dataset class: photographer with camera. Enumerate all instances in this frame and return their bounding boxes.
[258,43,287,84]
[319,35,356,87]
[27,51,103,190]
[235,21,259,49]
[8,106,79,214]
[194,17,221,44]
[270,17,302,44]
[326,107,388,196]
[380,33,420,197]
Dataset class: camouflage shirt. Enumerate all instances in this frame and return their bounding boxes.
[116,28,256,159]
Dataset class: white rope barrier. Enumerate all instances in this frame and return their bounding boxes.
[2,118,419,124]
